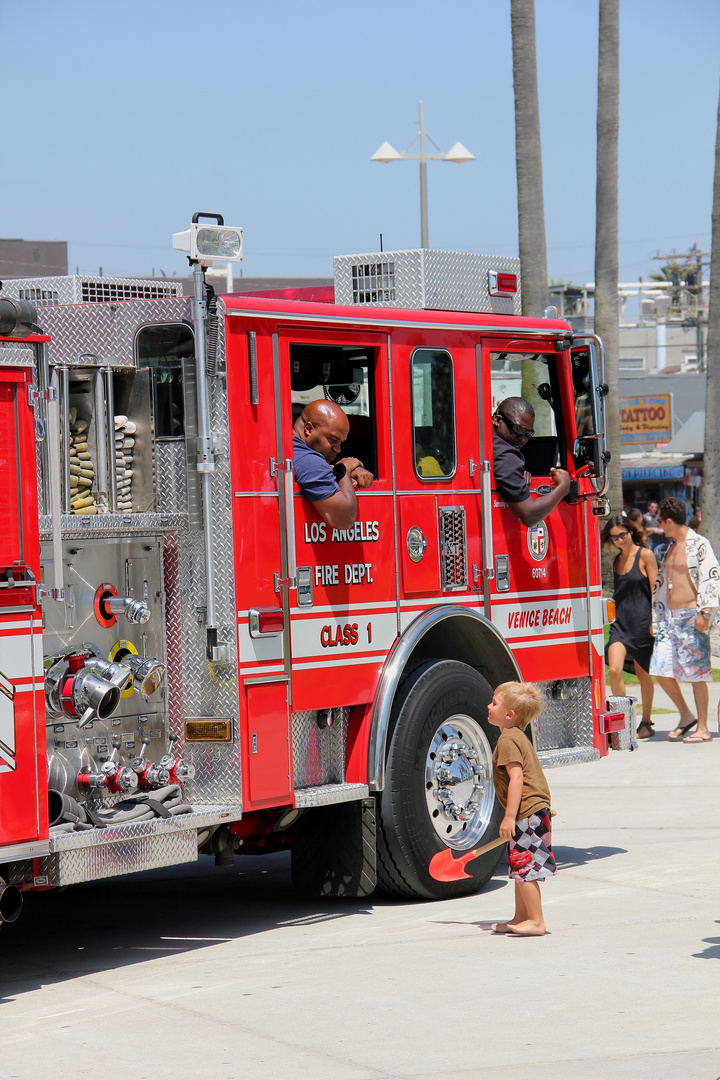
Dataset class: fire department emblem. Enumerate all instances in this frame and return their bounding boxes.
[527,521,549,562]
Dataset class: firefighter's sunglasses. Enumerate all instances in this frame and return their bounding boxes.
[496,410,535,439]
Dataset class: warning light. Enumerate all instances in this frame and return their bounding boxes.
[248,608,284,638]
[488,270,518,296]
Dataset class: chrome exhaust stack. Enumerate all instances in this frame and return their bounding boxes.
[0,878,23,924]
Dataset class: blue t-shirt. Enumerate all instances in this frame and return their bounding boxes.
[293,435,339,502]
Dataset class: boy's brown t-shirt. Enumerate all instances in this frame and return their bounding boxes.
[492,726,552,819]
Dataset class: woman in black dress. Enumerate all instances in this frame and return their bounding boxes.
[601,514,658,739]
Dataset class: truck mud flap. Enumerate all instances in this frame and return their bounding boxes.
[291,797,376,898]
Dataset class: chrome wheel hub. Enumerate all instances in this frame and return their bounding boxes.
[425,714,495,850]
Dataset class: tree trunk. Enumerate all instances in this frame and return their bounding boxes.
[511,0,548,320]
[701,84,720,557]
[594,0,622,513]
[511,0,551,433]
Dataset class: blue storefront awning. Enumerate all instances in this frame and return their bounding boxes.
[621,466,684,480]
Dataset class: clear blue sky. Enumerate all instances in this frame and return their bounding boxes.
[3,0,719,286]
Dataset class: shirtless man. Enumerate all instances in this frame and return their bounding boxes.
[292,400,374,531]
[648,497,720,742]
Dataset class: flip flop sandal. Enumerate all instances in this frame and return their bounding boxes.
[682,731,712,743]
[637,723,655,739]
[668,720,697,741]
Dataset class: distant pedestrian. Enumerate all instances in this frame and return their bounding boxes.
[650,498,720,742]
[642,499,665,554]
[601,514,657,738]
[688,514,701,532]
[488,682,555,937]
[627,507,644,532]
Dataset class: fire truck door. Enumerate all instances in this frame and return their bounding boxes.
[0,369,46,848]
[394,343,482,626]
[277,328,394,712]
[486,347,590,679]
[227,322,291,808]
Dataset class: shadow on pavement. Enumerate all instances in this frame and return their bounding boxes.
[0,850,512,998]
[692,931,720,961]
[0,851,375,1000]
[552,845,627,869]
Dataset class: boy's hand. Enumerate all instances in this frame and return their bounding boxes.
[499,815,516,840]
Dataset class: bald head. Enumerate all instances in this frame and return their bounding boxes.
[294,399,349,462]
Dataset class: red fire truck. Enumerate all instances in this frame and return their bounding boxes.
[0,216,628,923]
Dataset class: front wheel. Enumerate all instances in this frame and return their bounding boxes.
[376,659,504,899]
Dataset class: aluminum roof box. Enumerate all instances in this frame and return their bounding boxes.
[333,249,522,315]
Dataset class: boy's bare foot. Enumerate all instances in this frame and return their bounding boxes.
[491,921,512,933]
[508,919,546,936]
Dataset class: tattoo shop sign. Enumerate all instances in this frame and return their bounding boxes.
[619,394,672,445]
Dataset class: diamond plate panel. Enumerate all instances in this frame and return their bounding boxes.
[291,708,349,788]
[163,300,243,807]
[155,442,188,514]
[39,512,187,540]
[35,296,191,368]
[0,343,35,366]
[531,678,594,753]
[537,746,600,770]
[1,275,183,306]
[606,694,637,752]
[29,808,240,886]
[41,829,198,886]
[334,250,522,315]
[47,804,242,852]
[294,782,369,807]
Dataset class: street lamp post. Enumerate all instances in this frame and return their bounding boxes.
[370,101,475,249]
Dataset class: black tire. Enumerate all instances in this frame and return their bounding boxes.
[376,659,504,899]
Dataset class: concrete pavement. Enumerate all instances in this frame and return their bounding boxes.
[1,685,719,1079]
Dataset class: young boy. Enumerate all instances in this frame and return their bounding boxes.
[487,681,556,936]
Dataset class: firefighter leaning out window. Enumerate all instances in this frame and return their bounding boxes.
[492,396,570,526]
[293,400,374,531]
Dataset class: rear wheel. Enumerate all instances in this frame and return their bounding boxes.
[376,659,504,899]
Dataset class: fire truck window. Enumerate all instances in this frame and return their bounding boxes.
[491,352,564,477]
[290,343,377,476]
[136,324,194,438]
[411,349,455,479]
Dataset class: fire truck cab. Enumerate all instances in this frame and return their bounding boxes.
[0,224,625,922]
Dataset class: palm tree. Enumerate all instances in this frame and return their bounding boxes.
[701,85,720,557]
[594,0,622,512]
[510,0,550,430]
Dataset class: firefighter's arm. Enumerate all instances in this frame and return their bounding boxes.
[500,762,523,839]
[350,466,374,489]
[310,474,358,530]
[506,468,571,526]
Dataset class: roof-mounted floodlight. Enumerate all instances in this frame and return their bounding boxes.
[172,212,244,267]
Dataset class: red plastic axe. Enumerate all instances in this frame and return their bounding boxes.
[428,836,507,882]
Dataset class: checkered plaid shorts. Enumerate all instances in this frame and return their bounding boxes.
[508,808,557,882]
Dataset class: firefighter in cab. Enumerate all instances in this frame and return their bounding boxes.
[492,396,570,526]
[293,400,374,529]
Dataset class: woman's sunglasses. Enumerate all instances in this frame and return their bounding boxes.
[609,530,630,540]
